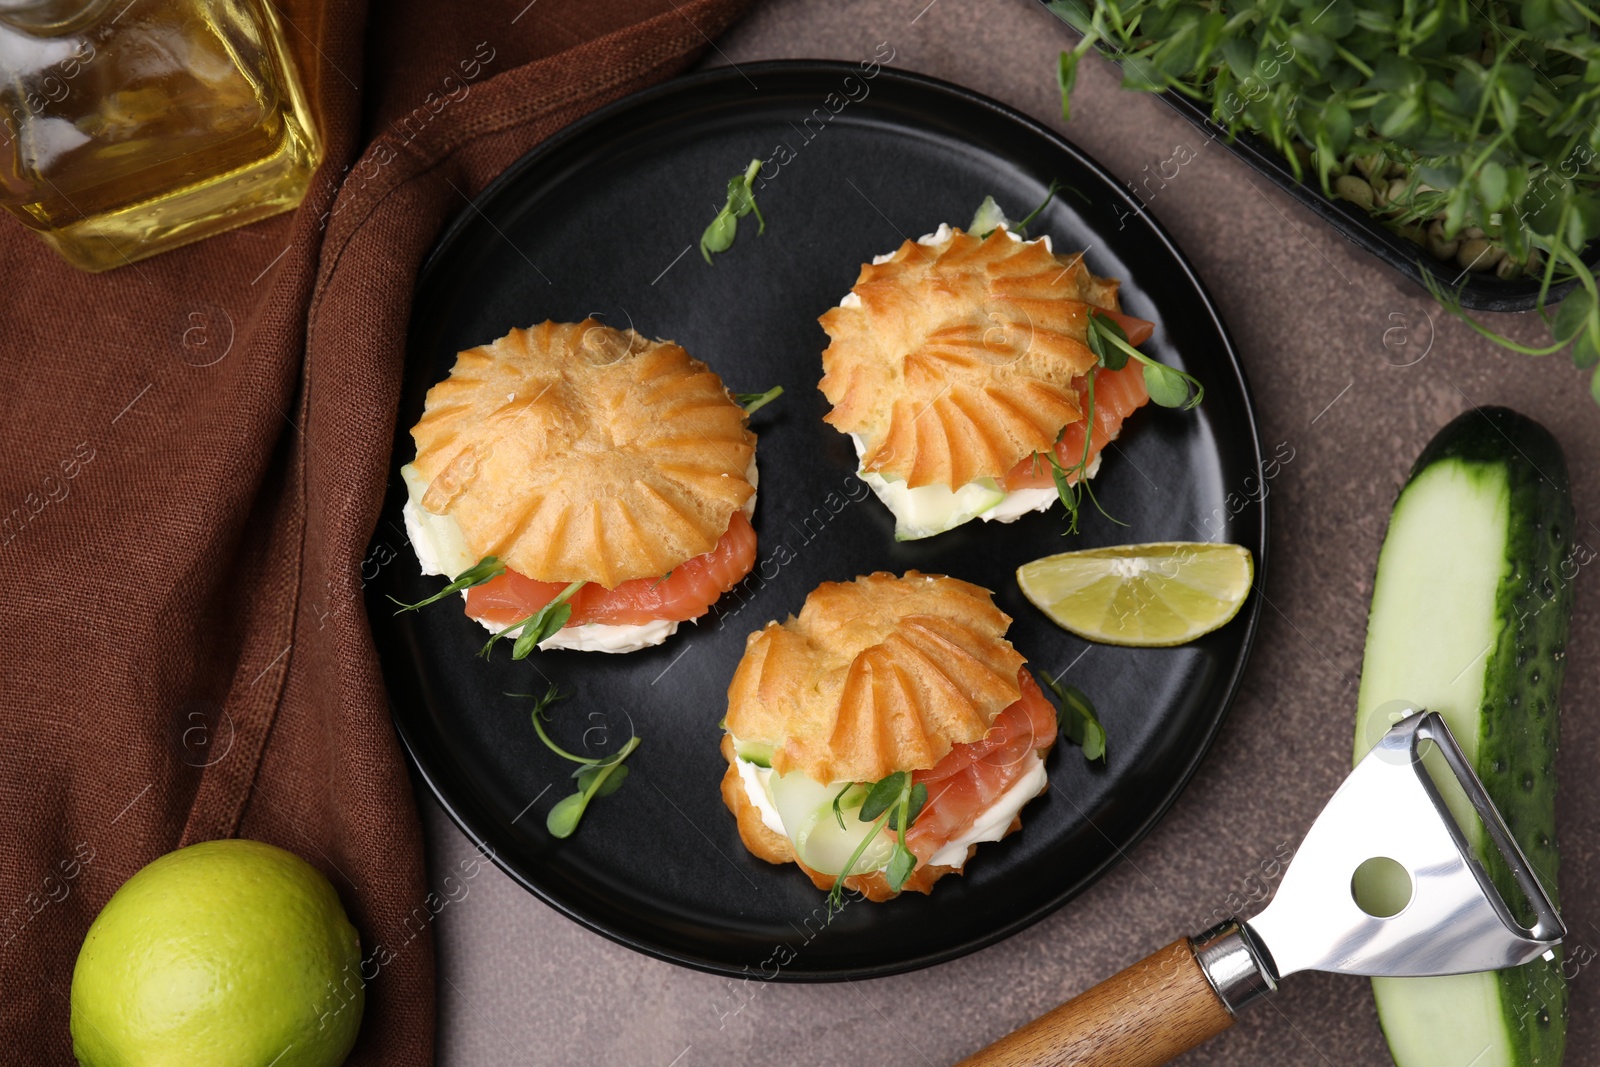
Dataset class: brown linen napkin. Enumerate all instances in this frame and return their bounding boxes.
[0,0,749,1060]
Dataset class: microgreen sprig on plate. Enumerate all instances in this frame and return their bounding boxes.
[826,770,929,911]
[510,686,640,838]
[479,579,586,660]
[735,385,785,414]
[1041,670,1108,762]
[701,159,766,263]
[388,556,506,613]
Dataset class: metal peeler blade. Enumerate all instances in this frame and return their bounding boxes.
[956,709,1566,1067]
[1244,709,1564,982]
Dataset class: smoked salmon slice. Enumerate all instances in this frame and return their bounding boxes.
[906,669,1058,864]
[1000,360,1151,491]
[465,510,757,628]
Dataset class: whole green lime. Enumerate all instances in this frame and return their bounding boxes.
[70,838,364,1067]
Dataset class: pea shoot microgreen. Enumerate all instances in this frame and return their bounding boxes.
[701,159,766,263]
[1048,0,1600,401]
[1046,311,1204,534]
[826,770,929,911]
[388,556,506,613]
[735,385,784,414]
[1087,311,1204,411]
[510,686,640,838]
[478,579,586,660]
[1040,670,1107,762]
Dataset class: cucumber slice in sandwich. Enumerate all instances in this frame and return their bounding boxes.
[734,739,774,768]
[768,772,893,876]
[1355,407,1573,1067]
[859,469,1007,541]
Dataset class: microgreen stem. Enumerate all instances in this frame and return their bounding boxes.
[389,556,505,613]
[827,809,891,912]
[736,385,784,414]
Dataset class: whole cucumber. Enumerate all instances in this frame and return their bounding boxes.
[1355,407,1575,1067]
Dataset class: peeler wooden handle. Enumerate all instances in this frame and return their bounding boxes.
[956,923,1275,1067]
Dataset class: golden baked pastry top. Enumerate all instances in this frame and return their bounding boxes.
[819,226,1125,488]
[725,571,1026,783]
[408,320,755,588]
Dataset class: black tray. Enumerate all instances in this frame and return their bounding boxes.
[1041,0,1599,313]
[370,60,1267,980]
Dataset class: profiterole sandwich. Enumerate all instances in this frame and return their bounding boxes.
[818,220,1156,540]
[720,571,1059,901]
[401,319,760,654]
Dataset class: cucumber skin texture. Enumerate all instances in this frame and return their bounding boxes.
[1375,408,1574,1067]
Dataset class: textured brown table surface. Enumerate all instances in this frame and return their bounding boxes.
[421,1,1600,1063]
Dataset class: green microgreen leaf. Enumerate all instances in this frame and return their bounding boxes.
[544,741,638,838]
[479,580,586,660]
[576,762,630,799]
[885,776,925,892]
[1142,361,1191,407]
[1087,311,1204,410]
[1086,316,1130,371]
[858,772,907,822]
[970,179,1067,240]
[389,556,506,613]
[885,843,917,892]
[1040,670,1108,762]
[735,385,784,414]
[1553,289,1595,344]
[700,212,737,261]
[701,158,767,263]
[831,771,924,904]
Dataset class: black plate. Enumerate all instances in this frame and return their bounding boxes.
[1037,1,1599,313]
[370,61,1266,981]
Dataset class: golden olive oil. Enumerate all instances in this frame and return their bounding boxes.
[0,0,320,271]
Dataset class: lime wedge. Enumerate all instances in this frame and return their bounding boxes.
[1017,542,1254,647]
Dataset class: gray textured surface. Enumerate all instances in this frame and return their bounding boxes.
[422,1,1600,1063]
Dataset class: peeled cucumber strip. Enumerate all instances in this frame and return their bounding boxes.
[734,740,774,768]
[400,463,477,578]
[859,469,1007,541]
[768,772,891,876]
[1355,408,1572,1067]
[968,195,1014,235]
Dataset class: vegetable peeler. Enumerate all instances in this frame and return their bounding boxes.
[957,710,1565,1067]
